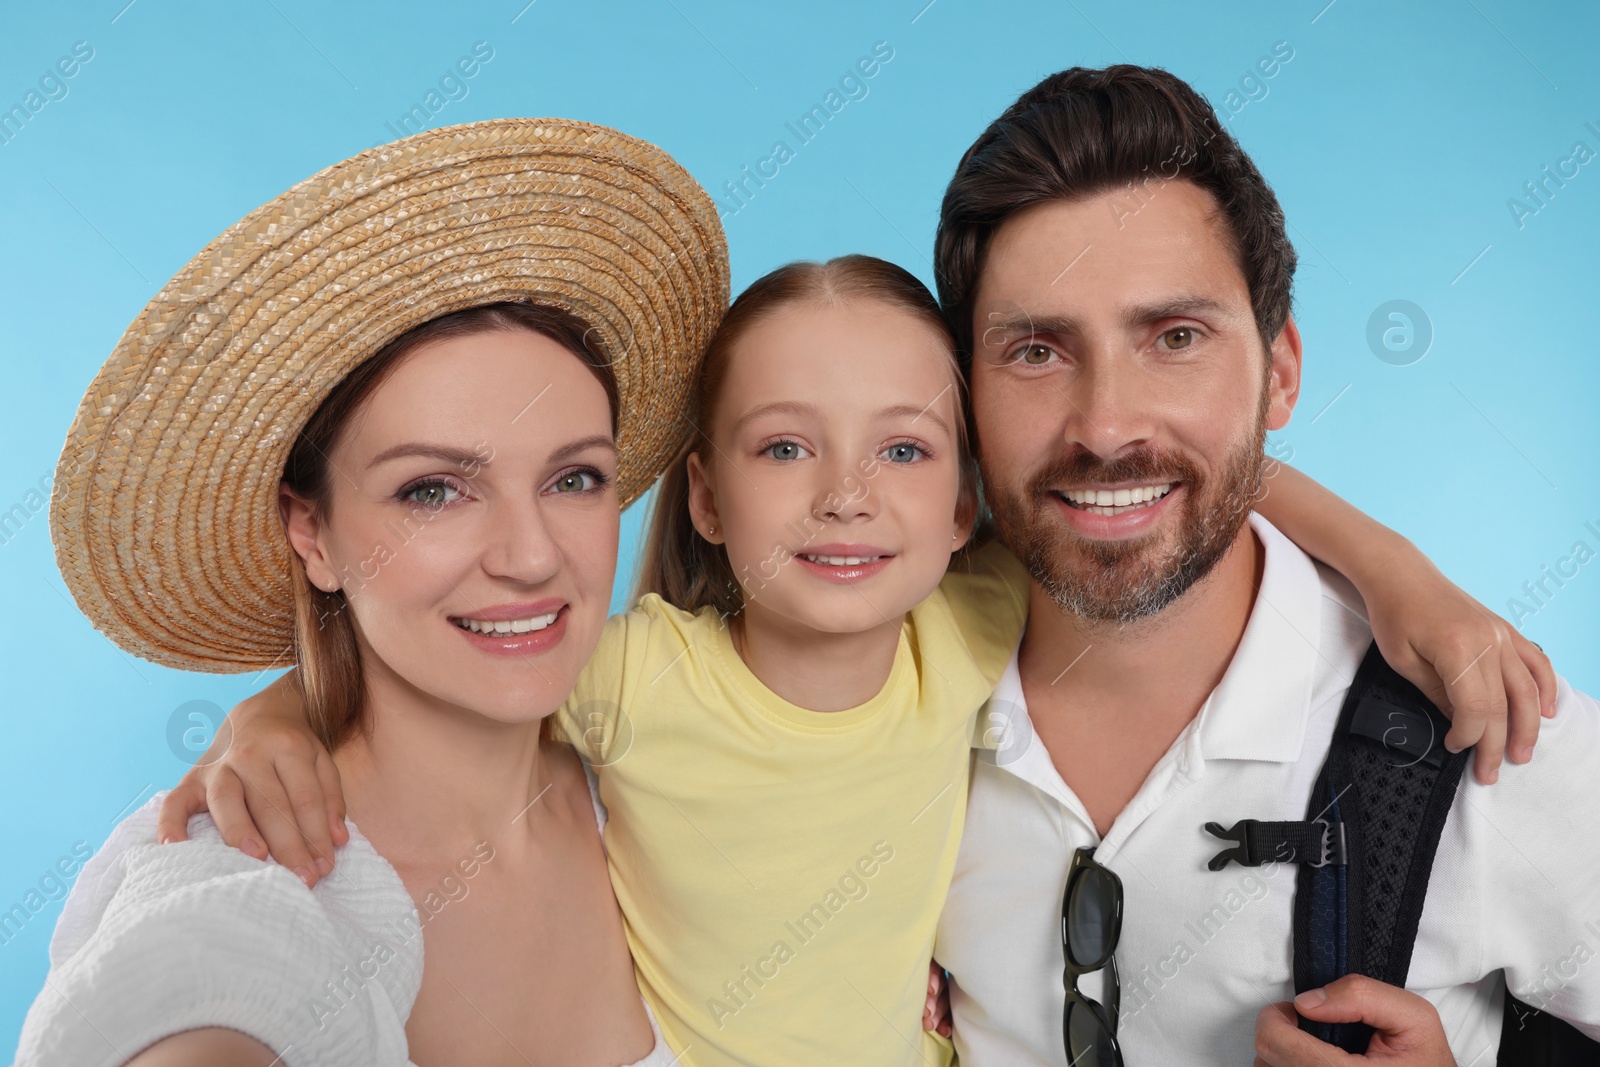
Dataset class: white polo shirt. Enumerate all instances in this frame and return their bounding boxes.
[936,514,1600,1066]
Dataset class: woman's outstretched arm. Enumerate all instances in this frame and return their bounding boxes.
[126,1028,285,1066]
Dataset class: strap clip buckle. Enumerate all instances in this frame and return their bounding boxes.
[1203,820,1253,871]
[1310,818,1347,869]
[1204,818,1348,870]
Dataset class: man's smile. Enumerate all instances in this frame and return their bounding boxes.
[1056,481,1176,517]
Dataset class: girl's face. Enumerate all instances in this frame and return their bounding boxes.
[283,328,620,725]
[688,299,974,637]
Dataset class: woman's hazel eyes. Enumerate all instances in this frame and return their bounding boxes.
[399,468,606,506]
[552,471,599,493]
[403,480,461,509]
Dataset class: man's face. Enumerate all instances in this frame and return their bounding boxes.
[970,181,1301,624]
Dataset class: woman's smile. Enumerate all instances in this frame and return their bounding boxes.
[449,601,571,658]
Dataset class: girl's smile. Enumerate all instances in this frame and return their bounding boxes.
[793,544,896,583]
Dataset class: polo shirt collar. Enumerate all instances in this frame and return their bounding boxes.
[1195,513,1321,764]
[981,512,1323,787]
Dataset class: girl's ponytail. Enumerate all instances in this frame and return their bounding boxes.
[635,437,744,618]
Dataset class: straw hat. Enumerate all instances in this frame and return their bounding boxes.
[50,118,729,673]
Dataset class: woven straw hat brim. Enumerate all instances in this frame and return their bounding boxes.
[50,118,729,673]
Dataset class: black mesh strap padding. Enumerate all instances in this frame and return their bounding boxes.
[1292,642,1471,1053]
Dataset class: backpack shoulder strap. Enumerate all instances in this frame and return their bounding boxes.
[1291,641,1471,1050]
[1202,641,1469,1051]
[1206,641,1600,1061]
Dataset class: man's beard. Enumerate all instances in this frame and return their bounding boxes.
[985,415,1267,626]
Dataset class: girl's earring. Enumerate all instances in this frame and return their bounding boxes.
[707,526,717,538]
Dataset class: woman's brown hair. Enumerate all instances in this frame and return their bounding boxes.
[281,301,618,751]
[634,254,975,619]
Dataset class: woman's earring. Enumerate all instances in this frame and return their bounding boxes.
[707,526,717,538]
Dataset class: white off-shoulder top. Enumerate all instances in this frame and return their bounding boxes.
[15,779,675,1067]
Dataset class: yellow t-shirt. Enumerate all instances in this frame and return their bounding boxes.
[556,541,1029,1067]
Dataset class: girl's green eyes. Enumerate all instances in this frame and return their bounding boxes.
[880,442,926,464]
[761,440,927,464]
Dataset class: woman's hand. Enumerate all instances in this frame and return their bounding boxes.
[155,670,346,888]
[1254,975,1456,1066]
[1362,538,1556,785]
[923,960,952,1038]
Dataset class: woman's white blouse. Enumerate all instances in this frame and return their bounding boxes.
[16,784,674,1067]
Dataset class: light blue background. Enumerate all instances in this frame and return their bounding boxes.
[2,0,1596,1054]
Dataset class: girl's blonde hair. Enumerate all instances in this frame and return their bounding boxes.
[634,255,976,618]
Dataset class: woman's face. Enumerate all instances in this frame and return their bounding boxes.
[283,328,619,725]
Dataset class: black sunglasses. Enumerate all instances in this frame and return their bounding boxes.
[1062,846,1124,1067]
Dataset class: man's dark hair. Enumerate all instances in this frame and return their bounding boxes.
[935,64,1297,365]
